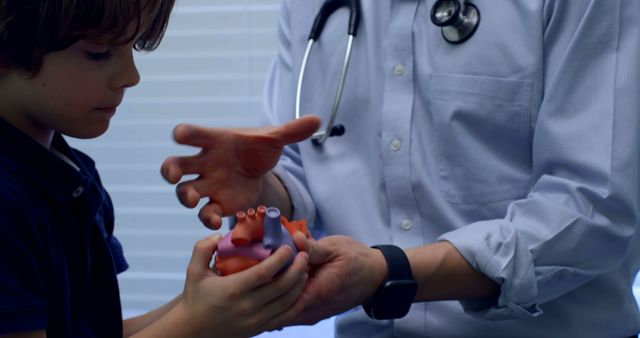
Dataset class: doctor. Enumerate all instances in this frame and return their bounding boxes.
[162,0,640,336]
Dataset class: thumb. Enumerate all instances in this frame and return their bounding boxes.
[293,232,333,265]
[270,115,322,147]
[188,234,223,278]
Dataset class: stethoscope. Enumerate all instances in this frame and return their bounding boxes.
[296,0,480,145]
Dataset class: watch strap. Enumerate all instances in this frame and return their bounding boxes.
[363,244,417,320]
[372,245,414,281]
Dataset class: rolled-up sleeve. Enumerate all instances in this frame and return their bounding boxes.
[439,0,640,320]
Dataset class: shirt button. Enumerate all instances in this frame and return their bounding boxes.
[394,63,405,76]
[72,186,84,197]
[401,219,413,231]
[390,139,401,151]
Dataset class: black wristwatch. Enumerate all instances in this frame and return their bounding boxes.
[363,245,417,320]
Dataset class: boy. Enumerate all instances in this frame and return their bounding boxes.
[0,1,309,337]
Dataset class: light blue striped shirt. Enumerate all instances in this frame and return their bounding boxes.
[262,0,640,336]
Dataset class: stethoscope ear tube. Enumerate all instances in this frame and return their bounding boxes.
[309,0,361,40]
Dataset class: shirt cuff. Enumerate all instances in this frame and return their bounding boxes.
[272,164,317,231]
[438,219,543,320]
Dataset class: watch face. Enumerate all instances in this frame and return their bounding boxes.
[372,280,417,319]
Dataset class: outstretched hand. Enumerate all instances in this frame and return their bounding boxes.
[161,116,321,229]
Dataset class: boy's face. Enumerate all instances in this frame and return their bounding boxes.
[0,39,141,145]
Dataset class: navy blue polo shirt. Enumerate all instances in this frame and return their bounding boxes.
[0,118,128,337]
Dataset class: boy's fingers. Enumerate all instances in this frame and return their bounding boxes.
[250,251,309,304]
[232,245,295,289]
[188,235,222,278]
[262,293,308,331]
[258,268,309,329]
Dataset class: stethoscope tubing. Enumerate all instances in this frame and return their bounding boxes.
[295,34,354,144]
[295,0,361,145]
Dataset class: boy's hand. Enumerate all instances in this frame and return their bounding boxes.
[177,235,310,337]
[161,116,321,229]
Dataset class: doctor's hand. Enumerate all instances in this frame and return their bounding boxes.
[161,115,321,229]
[285,233,389,325]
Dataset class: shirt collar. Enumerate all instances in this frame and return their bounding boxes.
[0,117,97,204]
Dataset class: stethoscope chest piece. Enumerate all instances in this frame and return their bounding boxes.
[431,0,480,44]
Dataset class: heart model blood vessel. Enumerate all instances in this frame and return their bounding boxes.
[214,205,310,275]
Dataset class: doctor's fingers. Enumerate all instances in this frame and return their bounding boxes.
[293,231,335,265]
[172,116,321,150]
[268,115,322,147]
[161,154,203,184]
[176,178,217,208]
[172,123,232,148]
[198,201,224,230]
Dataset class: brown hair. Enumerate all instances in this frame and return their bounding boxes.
[0,0,175,73]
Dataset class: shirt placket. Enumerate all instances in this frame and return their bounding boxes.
[381,0,423,250]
